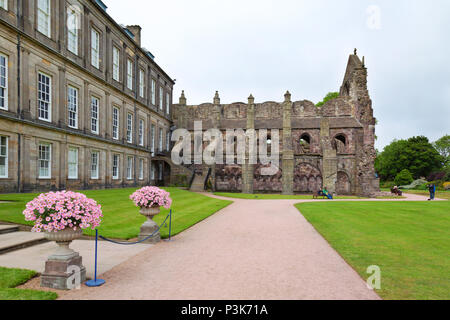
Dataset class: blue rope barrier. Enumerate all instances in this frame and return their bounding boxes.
[99,210,171,245]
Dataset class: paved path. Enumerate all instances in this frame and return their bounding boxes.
[61,193,438,300]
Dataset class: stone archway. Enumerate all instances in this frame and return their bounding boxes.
[294,163,322,193]
[336,171,351,195]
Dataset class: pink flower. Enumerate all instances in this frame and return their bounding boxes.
[130,187,172,209]
[23,191,103,233]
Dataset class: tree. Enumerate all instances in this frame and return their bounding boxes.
[395,169,413,186]
[375,136,443,181]
[434,135,450,166]
[316,92,339,107]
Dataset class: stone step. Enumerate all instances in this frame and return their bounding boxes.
[0,225,20,235]
[0,231,48,255]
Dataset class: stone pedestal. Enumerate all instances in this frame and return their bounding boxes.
[138,206,161,244]
[41,254,86,290]
[41,229,86,290]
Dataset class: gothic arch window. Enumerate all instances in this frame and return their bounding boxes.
[300,133,311,153]
[343,82,350,96]
[333,134,347,154]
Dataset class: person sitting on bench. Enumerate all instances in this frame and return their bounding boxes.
[313,190,325,199]
[323,187,333,200]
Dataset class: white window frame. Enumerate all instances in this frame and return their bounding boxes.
[126,113,133,143]
[90,151,99,180]
[0,136,8,178]
[139,158,144,180]
[127,156,133,180]
[91,28,100,69]
[112,46,120,81]
[166,92,170,114]
[151,124,155,154]
[151,79,156,105]
[159,128,163,152]
[38,142,51,179]
[38,72,51,122]
[166,132,171,151]
[0,53,8,111]
[138,119,144,146]
[37,0,51,37]
[68,147,78,180]
[139,69,145,98]
[159,87,163,110]
[127,59,133,90]
[112,154,120,180]
[151,163,155,180]
[112,106,119,140]
[0,0,8,10]
[67,8,79,55]
[67,86,78,129]
[91,96,99,134]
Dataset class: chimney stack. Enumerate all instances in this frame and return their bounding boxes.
[126,25,142,46]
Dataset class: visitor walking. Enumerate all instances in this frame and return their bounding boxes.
[428,184,436,201]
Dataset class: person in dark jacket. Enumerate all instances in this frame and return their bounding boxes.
[428,184,436,201]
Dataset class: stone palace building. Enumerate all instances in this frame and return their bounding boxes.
[0,0,379,197]
[0,0,174,193]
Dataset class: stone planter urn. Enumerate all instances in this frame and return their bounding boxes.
[41,228,86,290]
[138,206,161,244]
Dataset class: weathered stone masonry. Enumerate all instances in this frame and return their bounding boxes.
[172,52,380,197]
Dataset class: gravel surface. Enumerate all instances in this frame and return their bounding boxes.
[58,194,441,300]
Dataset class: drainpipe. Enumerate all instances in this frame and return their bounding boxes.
[17,34,22,192]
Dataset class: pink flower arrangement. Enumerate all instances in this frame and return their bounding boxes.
[23,191,103,233]
[130,186,172,209]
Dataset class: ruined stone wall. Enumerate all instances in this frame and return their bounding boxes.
[172,52,380,197]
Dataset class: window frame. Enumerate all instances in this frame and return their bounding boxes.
[126,112,133,143]
[68,147,79,180]
[159,128,163,152]
[112,154,120,180]
[38,142,51,179]
[0,136,8,178]
[112,46,120,82]
[37,72,52,122]
[90,150,99,180]
[91,28,100,69]
[138,118,144,147]
[67,85,78,129]
[138,158,144,180]
[0,0,8,10]
[127,156,133,180]
[91,96,99,135]
[159,86,163,110]
[151,79,156,105]
[151,124,155,154]
[139,69,145,98]
[127,59,133,90]
[0,53,8,111]
[37,0,51,38]
[166,92,170,114]
[112,106,119,140]
[67,7,79,55]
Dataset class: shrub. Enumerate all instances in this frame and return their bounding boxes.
[395,169,414,186]
[444,182,450,190]
[427,171,446,182]
[381,181,396,189]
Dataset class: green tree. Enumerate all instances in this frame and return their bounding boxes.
[394,169,413,186]
[316,92,339,107]
[375,136,443,181]
[433,135,450,166]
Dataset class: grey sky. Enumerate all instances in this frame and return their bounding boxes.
[105,0,450,150]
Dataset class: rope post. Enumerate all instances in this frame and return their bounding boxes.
[169,209,172,241]
[85,229,106,287]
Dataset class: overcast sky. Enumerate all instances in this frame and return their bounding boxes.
[105,0,450,150]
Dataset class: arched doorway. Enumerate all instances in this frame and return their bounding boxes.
[336,171,351,195]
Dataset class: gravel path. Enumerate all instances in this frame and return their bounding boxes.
[60,192,437,300]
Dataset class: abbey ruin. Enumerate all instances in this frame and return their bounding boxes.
[172,51,380,197]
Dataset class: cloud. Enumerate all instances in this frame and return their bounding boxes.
[105,0,450,149]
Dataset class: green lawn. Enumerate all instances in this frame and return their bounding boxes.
[214,192,364,200]
[0,267,57,300]
[0,188,232,240]
[296,201,450,300]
